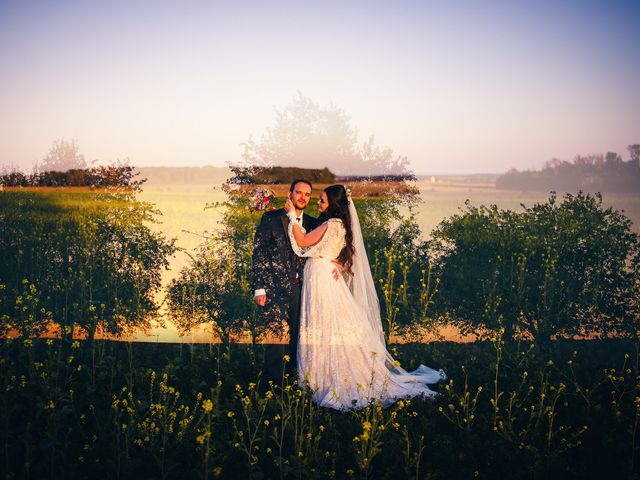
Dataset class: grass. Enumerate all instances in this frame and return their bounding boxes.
[1,336,638,479]
[2,180,638,478]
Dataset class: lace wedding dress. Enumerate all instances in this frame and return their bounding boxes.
[288,208,446,411]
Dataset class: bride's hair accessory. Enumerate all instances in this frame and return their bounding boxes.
[345,187,352,203]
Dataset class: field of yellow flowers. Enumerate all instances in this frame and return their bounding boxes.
[1,335,638,479]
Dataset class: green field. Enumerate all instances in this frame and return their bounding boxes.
[1,336,637,479]
[2,181,639,479]
[137,181,640,343]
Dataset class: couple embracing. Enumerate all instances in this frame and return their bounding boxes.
[251,180,445,411]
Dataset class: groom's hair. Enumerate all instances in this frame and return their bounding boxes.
[289,179,313,192]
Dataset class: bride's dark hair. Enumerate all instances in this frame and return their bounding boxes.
[318,184,354,275]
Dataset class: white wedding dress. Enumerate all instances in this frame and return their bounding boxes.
[288,208,446,411]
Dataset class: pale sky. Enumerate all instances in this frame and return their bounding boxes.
[1,0,639,174]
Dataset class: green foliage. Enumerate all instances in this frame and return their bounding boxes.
[0,189,175,339]
[1,337,639,479]
[430,192,640,344]
[228,165,336,185]
[167,191,263,345]
[360,196,440,338]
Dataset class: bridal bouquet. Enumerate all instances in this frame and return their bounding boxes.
[248,187,276,212]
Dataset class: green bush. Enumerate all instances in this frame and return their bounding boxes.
[0,189,175,340]
[430,192,640,345]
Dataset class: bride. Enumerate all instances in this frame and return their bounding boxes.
[284,184,446,410]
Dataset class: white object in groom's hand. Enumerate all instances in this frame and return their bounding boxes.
[255,293,267,306]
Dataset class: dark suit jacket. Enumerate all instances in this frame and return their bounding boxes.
[251,208,318,328]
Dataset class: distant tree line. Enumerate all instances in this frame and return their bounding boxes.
[0,164,145,191]
[226,165,418,186]
[1,139,146,191]
[496,144,640,192]
[337,173,417,182]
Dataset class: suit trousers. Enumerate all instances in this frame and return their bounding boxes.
[261,282,301,388]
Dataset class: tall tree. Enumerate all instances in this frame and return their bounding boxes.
[240,92,411,176]
[37,138,87,173]
[628,144,640,165]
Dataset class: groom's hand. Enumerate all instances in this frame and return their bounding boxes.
[331,260,342,281]
[255,294,267,307]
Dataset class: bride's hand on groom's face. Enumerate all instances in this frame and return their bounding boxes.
[284,199,294,212]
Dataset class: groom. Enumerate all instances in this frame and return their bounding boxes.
[252,179,318,390]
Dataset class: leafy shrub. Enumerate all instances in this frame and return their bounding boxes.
[430,192,640,344]
[0,188,175,340]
